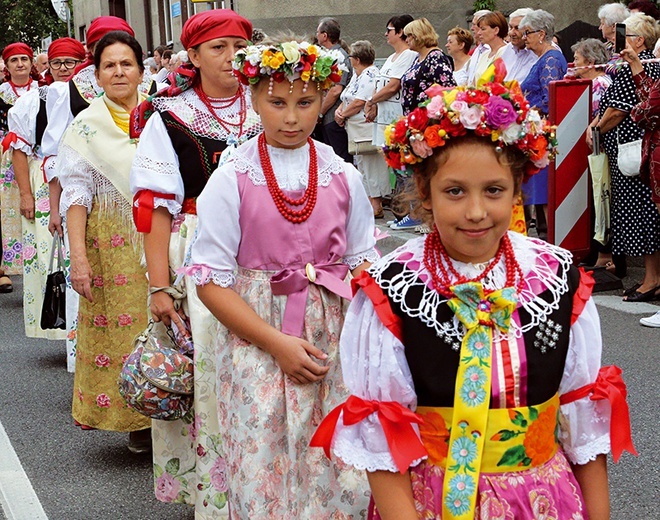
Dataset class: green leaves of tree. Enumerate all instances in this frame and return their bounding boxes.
[0,0,67,51]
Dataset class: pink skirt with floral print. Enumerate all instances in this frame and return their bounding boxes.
[369,451,586,520]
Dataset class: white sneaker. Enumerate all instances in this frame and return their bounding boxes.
[640,310,660,328]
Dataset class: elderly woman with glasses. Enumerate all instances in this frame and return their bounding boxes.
[519,9,567,233]
[590,13,660,302]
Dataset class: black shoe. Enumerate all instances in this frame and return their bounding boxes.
[128,429,152,454]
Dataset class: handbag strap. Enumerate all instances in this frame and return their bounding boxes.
[47,234,66,274]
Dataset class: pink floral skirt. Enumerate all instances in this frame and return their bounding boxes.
[369,451,586,519]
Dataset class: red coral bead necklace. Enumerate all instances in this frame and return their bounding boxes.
[194,83,246,136]
[423,227,523,298]
[258,132,318,223]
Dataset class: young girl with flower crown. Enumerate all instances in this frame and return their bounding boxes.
[311,60,637,520]
[188,38,374,518]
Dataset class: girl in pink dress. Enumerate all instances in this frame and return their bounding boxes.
[312,60,637,519]
[188,39,375,518]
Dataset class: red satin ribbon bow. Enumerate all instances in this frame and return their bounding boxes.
[560,365,637,463]
[133,190,176,233]
[1,132,18,153]
[310,395,427,473]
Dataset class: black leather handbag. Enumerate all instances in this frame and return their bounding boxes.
[40,234,66,330]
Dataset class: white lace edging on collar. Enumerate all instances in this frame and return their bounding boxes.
[368,231,573,341]
[231,136,347,189]
[152,88,261,142]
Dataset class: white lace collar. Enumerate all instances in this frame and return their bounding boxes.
[152,88,261,143]
[0,80,37,105]
[231,136,347,189]
[369,231,573,342]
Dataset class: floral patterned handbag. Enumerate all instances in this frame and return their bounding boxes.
[118,319,194,420]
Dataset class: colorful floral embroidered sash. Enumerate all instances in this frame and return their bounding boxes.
[442,282,517,519]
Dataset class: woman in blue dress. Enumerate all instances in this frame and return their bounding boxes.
[520,10,567,236]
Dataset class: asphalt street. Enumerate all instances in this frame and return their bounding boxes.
[0,226,658,519]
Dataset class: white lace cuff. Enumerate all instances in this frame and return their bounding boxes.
[43,156,58,182]
[187,265,236,287]
[562,434,611,465]
[332,413,426,472]
[10,139,32,155]
[343,247,380,270]
[154,197,181,216]
[60,187,93,214]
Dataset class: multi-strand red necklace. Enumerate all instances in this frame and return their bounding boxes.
[423,227,523,298]
[258,133,318,224]
[8,80,31,99]
[194,83,246,136]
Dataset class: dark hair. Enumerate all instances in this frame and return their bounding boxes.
[162,49,173,60]
[400,136,528,225]
[94,31,145,73]
[478,11,509,39]
[628,1,660,20]
[387,14,415,39]
[154,45,167,57]
[318,17,341,43]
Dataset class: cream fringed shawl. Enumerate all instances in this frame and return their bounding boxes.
[58,94,146,238]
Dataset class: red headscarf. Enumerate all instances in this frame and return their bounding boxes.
[180,9,252,50]
[2,43,40,84]
[86,16,135,47]
[48,37,86,60]
[41,37,87,85]
[2,42,33,62]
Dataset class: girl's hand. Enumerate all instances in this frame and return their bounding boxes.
[270,334,330,384]
[71,254,93,302]
[20,192,35,220]
[149,290,186,330]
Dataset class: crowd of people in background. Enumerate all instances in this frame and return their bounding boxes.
[0,2,654,519]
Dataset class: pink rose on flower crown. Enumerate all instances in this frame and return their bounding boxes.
[484,96,518,128]
[410,136,434,158]
[449,100,469,114]
[459,105,483,130]
[426,96,446,118]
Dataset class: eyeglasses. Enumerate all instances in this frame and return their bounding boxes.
[386,27,396,32]
[522,30,541,38]
[626,33,641,38]
[49,59,81,70]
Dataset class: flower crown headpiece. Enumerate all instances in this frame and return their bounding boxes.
[233,41,346,93]
[383,59,557,175]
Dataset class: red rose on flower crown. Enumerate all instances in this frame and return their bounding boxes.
[383,58,557,175]
[232,40,346,91]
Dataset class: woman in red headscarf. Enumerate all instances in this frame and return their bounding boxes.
[5,38,85,348]
[40,16,155,176]
[129,9,261,516]
[0,42,40,293]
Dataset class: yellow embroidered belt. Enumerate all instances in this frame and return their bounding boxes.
[416,393,559,474]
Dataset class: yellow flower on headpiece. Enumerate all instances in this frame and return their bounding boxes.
[307,45,319,56]
[268,51,286,69]
[261,49,275,67]
[301,70,311,82]
[443,89,458,106]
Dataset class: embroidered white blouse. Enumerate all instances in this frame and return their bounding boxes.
[189,136,379,287]
[331,233,612,473]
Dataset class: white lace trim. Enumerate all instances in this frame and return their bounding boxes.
[154,197,181,216]
[333,435,426,473]
[152,88,261,143]
[562,434,611,465]
[369,231,573,341]
[133,153,178,177]
[343,247,380,270]
[190,267,236,287]
[0,81,34,105]
[232,137,347,189]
